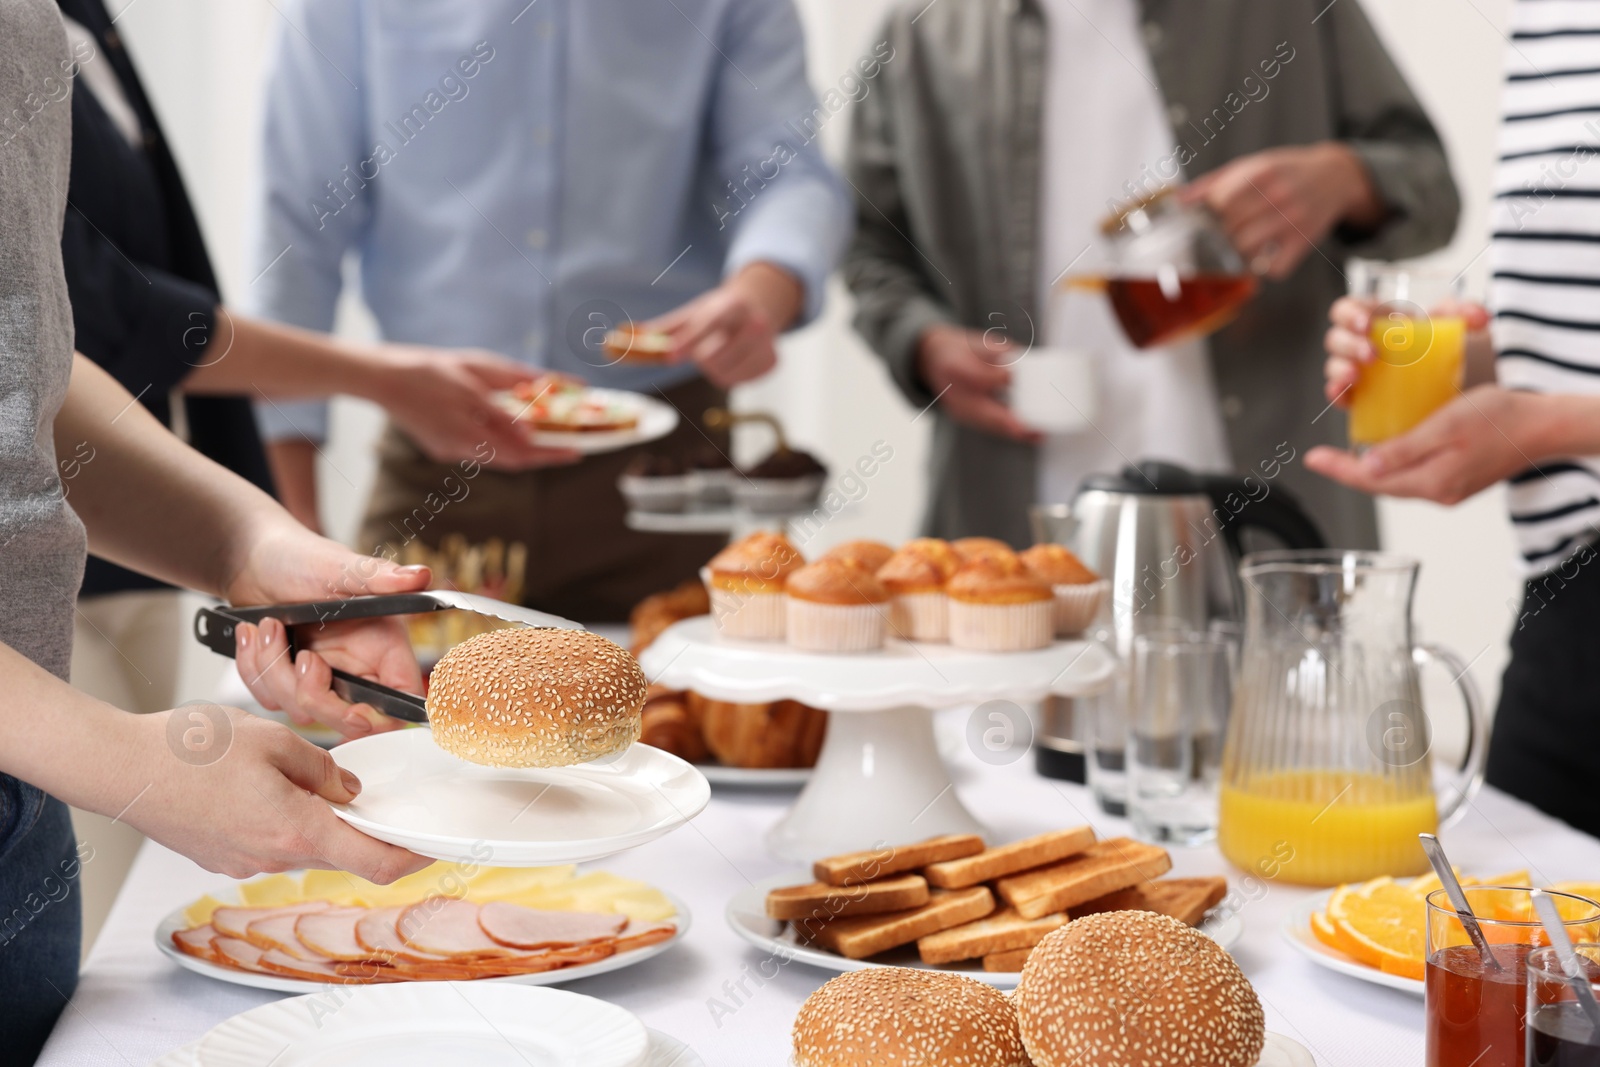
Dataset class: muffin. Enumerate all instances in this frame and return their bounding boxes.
[1014,912,1265,1067]
[617,453,690,513]
[946,561,1054,651]
[951,536,1016,563]
[732,448,827,515]
[794,968,1030,1067]
[686,446,737,506]
[785,559,891,653]
[1020,543,1109,637]
[876,538,960,642]
[703,531,805,640]
[821,539,896,574]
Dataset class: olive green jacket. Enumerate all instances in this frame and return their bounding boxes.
[844,0,1460,549]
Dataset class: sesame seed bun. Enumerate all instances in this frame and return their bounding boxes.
[425,629,647,768]
[793,967,1030,1067]
[1015,911,1264,1067]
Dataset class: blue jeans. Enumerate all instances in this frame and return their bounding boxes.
[0,779,81,1067]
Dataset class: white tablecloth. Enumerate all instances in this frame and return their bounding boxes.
[37,706,1600,1067]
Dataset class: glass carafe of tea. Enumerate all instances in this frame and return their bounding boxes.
[1073,188,1258,350]
[1217,551,1487,887]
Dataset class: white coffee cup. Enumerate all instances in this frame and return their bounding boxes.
[1010,347,1097,433]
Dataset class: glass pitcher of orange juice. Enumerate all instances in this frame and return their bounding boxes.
[1347,264,1469,447]
[1217,551,1486,886]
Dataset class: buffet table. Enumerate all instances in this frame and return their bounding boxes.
[38,705,1600,1067]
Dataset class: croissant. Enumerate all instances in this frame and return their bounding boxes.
[689,693,827,769]
[639,690,708,763]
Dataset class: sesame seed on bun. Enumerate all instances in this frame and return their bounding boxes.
[793,967,1030,1067]
[425,628,647,768]
[1015,911,1264,1067]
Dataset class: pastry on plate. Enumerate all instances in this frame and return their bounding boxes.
[703,531,804,640]
[945,561,1054,651]
[785,558,891,653]
[617,454,691,513]
[509,375,639,433]
[426,628,647,768]
[685,446,737,505]
[689,693,827,769]
[732,448,827,515]
[628,579,710,654]
[875,538,960,642]
[603,324,674,363]
[1019,543,1108,636]
[793,967,1029,1067]
[638,687,708,764]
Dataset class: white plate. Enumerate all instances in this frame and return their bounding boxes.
[1282,890,1425,996]
[156,1029,701,1067]
[194,983,647,1067]
[697,763,811,789]
[329,731,711,865]
[154,886,690,994]
[726,873,1244,989]
[494,387,678,454]
[1258,1033,1316,1067]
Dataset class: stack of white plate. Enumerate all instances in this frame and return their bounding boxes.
[151,983,701,1067]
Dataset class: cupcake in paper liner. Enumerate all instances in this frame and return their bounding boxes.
[702,531,805,640]
[876,538,961,642]
[617,454,691,514]
[733,448,827,516]
[946,561,1055,651]
[1020,543,1107,637]
[785,559,891,653]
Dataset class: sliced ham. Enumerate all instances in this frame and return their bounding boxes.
[212,936,274,974]
[489,942,617,975]
[211,901,328,940]
[257,948,378,984]
[245,911,335,961]
[171,924,220,964]
[613,921,678,953]
[355,907,462,964]
[397,897,515,958]
[477,902,627,949]
[294,908,376,962]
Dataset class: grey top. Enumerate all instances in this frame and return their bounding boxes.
[0,0,88,685]
[844,0,1460,550]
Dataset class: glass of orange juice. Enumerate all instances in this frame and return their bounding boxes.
[1346,265,1469,448]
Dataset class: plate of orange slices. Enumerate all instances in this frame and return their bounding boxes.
[1283,870,1600,995]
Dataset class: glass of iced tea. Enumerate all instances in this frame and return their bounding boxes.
[1528,945,1600,1066]
[1346,264,1469,447]
[1427,887,1600,1067]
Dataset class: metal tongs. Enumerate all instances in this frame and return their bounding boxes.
[193,592,583,724]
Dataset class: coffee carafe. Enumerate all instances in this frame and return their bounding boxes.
[1034,461,1325,788]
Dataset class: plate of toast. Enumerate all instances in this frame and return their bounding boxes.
[728,829,1240,987]
[494,377,678,454]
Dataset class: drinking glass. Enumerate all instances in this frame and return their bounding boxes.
[1081,625,1127,815]
[1527,944,1600,1066]
[1347,263,1468,447]
[1426,887,1600,1067]
[1127,630,1232,846]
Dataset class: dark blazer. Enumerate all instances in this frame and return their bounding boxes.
[57,0,274,596]
[845,0,1461,550]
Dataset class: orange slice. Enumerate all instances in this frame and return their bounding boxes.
[1328,876,1426,973]
[1310,910,1344,953]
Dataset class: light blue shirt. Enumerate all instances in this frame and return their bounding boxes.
[248,0,852,441]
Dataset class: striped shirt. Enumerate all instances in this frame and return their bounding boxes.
[1492,0,1600,573]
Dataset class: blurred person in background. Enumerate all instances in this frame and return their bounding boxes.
[55,0,574,715]
[3,5,438,1054]
[249,0,852,621]
[845,0,1459,549]
[1311,0,1600,836]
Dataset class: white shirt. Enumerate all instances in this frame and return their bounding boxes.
[1490,0,1600,574]
[1033,0,1232,506]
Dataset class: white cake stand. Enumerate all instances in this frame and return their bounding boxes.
[637,617,1116,861]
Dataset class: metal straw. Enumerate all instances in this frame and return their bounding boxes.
[1418,833,1504,974]
[1531,889,1600,1032]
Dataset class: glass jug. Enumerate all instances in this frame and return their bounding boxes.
[1062,188,1258,350]
[1217,551,1486,886]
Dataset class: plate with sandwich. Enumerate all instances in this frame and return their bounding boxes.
[158,864,687,993]
[494,374,677,454]
[728,829,1241,987]
[327,627,711,866]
